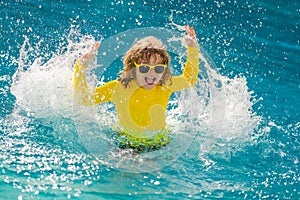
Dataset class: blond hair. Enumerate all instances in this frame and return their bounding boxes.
[119,36,172,87]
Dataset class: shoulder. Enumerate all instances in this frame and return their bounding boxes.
[95,80,118,92]
[165,75,189,92]
[100,80,118,87]
[161,83,174,94]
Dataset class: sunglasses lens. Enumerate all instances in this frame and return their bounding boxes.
[139,65,150,73]
[137,64,166,74]
[154,66,165,73]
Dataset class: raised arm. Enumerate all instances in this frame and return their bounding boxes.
[170,25,200,91]
[182,25,199,85]
[73,43,99,105]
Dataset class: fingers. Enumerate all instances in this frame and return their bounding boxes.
[183,25,199,48]
[93,42,100,50]
[83,42,100,57]
[81,42,100,66]
[184,25,197,39]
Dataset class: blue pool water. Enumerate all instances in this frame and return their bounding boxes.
[1,0,299,199]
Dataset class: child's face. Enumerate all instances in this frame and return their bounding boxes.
[135,54,165,90]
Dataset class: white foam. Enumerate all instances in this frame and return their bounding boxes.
[9,28,261,169]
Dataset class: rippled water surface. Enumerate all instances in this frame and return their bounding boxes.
[1,0,299,199]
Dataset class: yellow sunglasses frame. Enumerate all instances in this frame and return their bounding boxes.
[134,61,167,74]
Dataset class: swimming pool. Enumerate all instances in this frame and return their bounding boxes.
[1,0,299,199]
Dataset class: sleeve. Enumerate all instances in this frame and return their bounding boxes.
[93,80,117,104]
[73,60,117,105]
[169,45,200,92]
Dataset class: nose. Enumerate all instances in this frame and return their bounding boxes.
[148,68,156,75]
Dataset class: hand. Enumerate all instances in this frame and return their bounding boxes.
[184,25,199,48]
[80,42,100,67]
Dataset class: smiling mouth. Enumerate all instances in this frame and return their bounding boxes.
[145,77,156,85]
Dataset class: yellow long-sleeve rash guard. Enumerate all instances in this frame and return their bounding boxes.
[74,46,199,137]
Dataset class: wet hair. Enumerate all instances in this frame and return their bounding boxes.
[118,36,172,88]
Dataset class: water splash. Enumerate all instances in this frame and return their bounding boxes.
[166,17,262,156]
[8,25,262,175]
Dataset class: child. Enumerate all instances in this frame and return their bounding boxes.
[74,25,199,151]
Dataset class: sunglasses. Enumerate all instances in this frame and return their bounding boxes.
[134,61,167,74]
